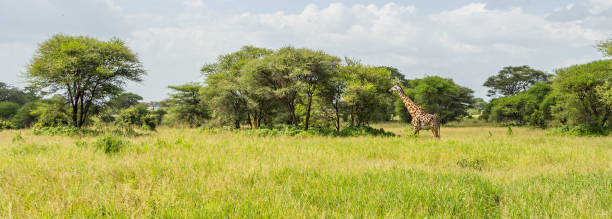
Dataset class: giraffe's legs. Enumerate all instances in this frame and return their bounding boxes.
[429,121,440,139]
[413,125,420,135]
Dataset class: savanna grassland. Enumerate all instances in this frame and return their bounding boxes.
[0,124,610,218]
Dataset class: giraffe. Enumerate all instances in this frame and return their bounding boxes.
[389,84,440,138]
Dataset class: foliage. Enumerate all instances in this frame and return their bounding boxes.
[552,60,611,128]
[0,120,16,130]
[404,76,475,124]
[0,82,38,105]
[10,102,40,128]
[340,60,394,126]
[94,135,128,154]
[31,126,90,136]
[0,101,20,119]
[116,104,157,130]
[30,95,71,128]
[202,46,273,128]
[484,65,550,97]
[26,34,145,127]
[482,82,553,127]
[596,81,612,107]
[239,125,395,137]
[470,98,487,115]
[549,124,611,136]
[106,92,143,111]
[596,39,612,57]
[164,83,209,127]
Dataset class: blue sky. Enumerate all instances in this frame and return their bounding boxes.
[1,0,611,100]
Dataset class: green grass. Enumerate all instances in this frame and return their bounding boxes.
[0,124,610,218]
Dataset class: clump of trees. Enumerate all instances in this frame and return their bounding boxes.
[195,46,475,130]
[481,39,612,134]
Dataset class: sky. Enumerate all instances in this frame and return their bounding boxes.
[1,0,611,101]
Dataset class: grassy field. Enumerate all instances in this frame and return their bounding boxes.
[0,123,610,218]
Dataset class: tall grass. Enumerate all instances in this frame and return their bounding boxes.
[0,125,610,218]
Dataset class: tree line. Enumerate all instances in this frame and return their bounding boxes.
[1,34,610,135]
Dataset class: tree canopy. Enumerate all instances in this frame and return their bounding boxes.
[26,34,145,127]
[552,60,611,127]
[400,76,475,124]
[484,65,550,97]
[597,39,612,57]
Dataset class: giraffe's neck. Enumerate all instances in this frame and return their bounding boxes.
[394,88,423,117]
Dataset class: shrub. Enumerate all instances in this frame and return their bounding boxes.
[239,125,395,137]
[0,101,20,119]
[30,100,71,128]
[549,125,611,136]
[10,102,39,128]
[31,126,96,136]
[337,126,396,137]
[95,135,127,154]
[0,120,16,130]
[116,104,157,130]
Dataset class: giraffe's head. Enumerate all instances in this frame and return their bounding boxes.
[388,85,402,92]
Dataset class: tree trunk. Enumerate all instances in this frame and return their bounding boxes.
[78,95,85,128]
[305,92,313,130]
[334,103,340,131]
[247,113,253,129]
[71,100,79,127]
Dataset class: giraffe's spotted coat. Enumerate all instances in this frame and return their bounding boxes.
[389,85,440,138]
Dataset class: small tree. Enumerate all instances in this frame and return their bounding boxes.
[26,35,145,128]
[107,92,143,111]
[116,104,157,130]
[165,83,209,127]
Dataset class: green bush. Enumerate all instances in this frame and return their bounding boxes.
[337,126,396,137]
[239,125,395,137]
[0,120,16,130]
[95,135,128,154]
[0,101,20,119]
[116,105,157,130]
[31,126,96,136]
[10,102,39,128]
[549,125,611,136]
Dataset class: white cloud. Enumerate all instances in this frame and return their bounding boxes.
[183,0,205,8]
[101,0,120,10]
[2,1,611,100]
[122,2,611,99]
[589,0,612,15]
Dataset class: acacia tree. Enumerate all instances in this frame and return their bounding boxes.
[340,60,393,126]
[26,35,145,127]
[202,46,273,128]
[165,83,209,127]
[484,65,550,97]
[407,76,475,124]
[293,49,341,130]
